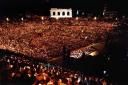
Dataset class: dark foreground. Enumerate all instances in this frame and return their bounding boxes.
[0,49,115,85]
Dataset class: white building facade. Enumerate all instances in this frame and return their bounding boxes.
[50,8,72,19]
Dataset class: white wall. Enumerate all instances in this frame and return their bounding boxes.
[50,8,72,19]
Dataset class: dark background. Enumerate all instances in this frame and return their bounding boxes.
[0,0,127,16]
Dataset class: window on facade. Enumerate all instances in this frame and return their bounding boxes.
[53,12,55,15]
[58,12,60,15]
[62,12,65,15]
[67,12,70,15]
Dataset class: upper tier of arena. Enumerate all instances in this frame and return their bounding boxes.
[0,17,117,60]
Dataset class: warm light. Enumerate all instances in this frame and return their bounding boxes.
[26,66,30,69]
[10,65,13,68]
[84,77,87,81]
[103,12,105,16]
[115,17,118,21]
[56,17,59,20]
[38,83,42,85]
[6,17,9,22]
[76,17,79,20]
[77,77,81,83]
[41,16,44,20]
[21,17,24,21]
[93,16,97,20]
[89,51,98,56]
[85,36,88,40]
[7,59,10,62]
[81,29,84,33]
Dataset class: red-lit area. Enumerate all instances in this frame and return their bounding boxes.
[0,17,115,59]
[0,17,120,85]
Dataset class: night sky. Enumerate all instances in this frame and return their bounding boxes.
[0,0,127,16]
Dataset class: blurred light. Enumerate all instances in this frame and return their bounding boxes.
[26,66,30,69]
[41,16,44,20]
[84,77,87,81]
[82,12,85,15]
[34,73,37,76]
[10,65,13,68]
[89,51,98,56]
[38,83,42,85]
[7,59,10,62]
[77,77,81,83]
[103,70,107,74]
[6,17,9,22]
[28,74,31,77]
[85,36,88,40]
[21,17,24,21]
[76,17,79,20]
[108,57,110,61]
[76,10,79,15]
[56,17,59,20]
[115,17,118,21]
[103,12,105,16]
[11,73,15,77]
[122,16,125,19]
[93,16,97,20]
[81,29,84,33]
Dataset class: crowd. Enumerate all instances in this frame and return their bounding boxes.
[0,17,119,84]
[0,17,116,60]
[0,52,111,85]
[70,42,105,59]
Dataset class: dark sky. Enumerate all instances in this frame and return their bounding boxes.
[0,0,127,15]
[0,0,104,8]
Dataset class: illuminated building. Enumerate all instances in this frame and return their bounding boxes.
[50,8,72,19]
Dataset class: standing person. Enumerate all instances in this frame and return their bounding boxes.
[62,45,70,68]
